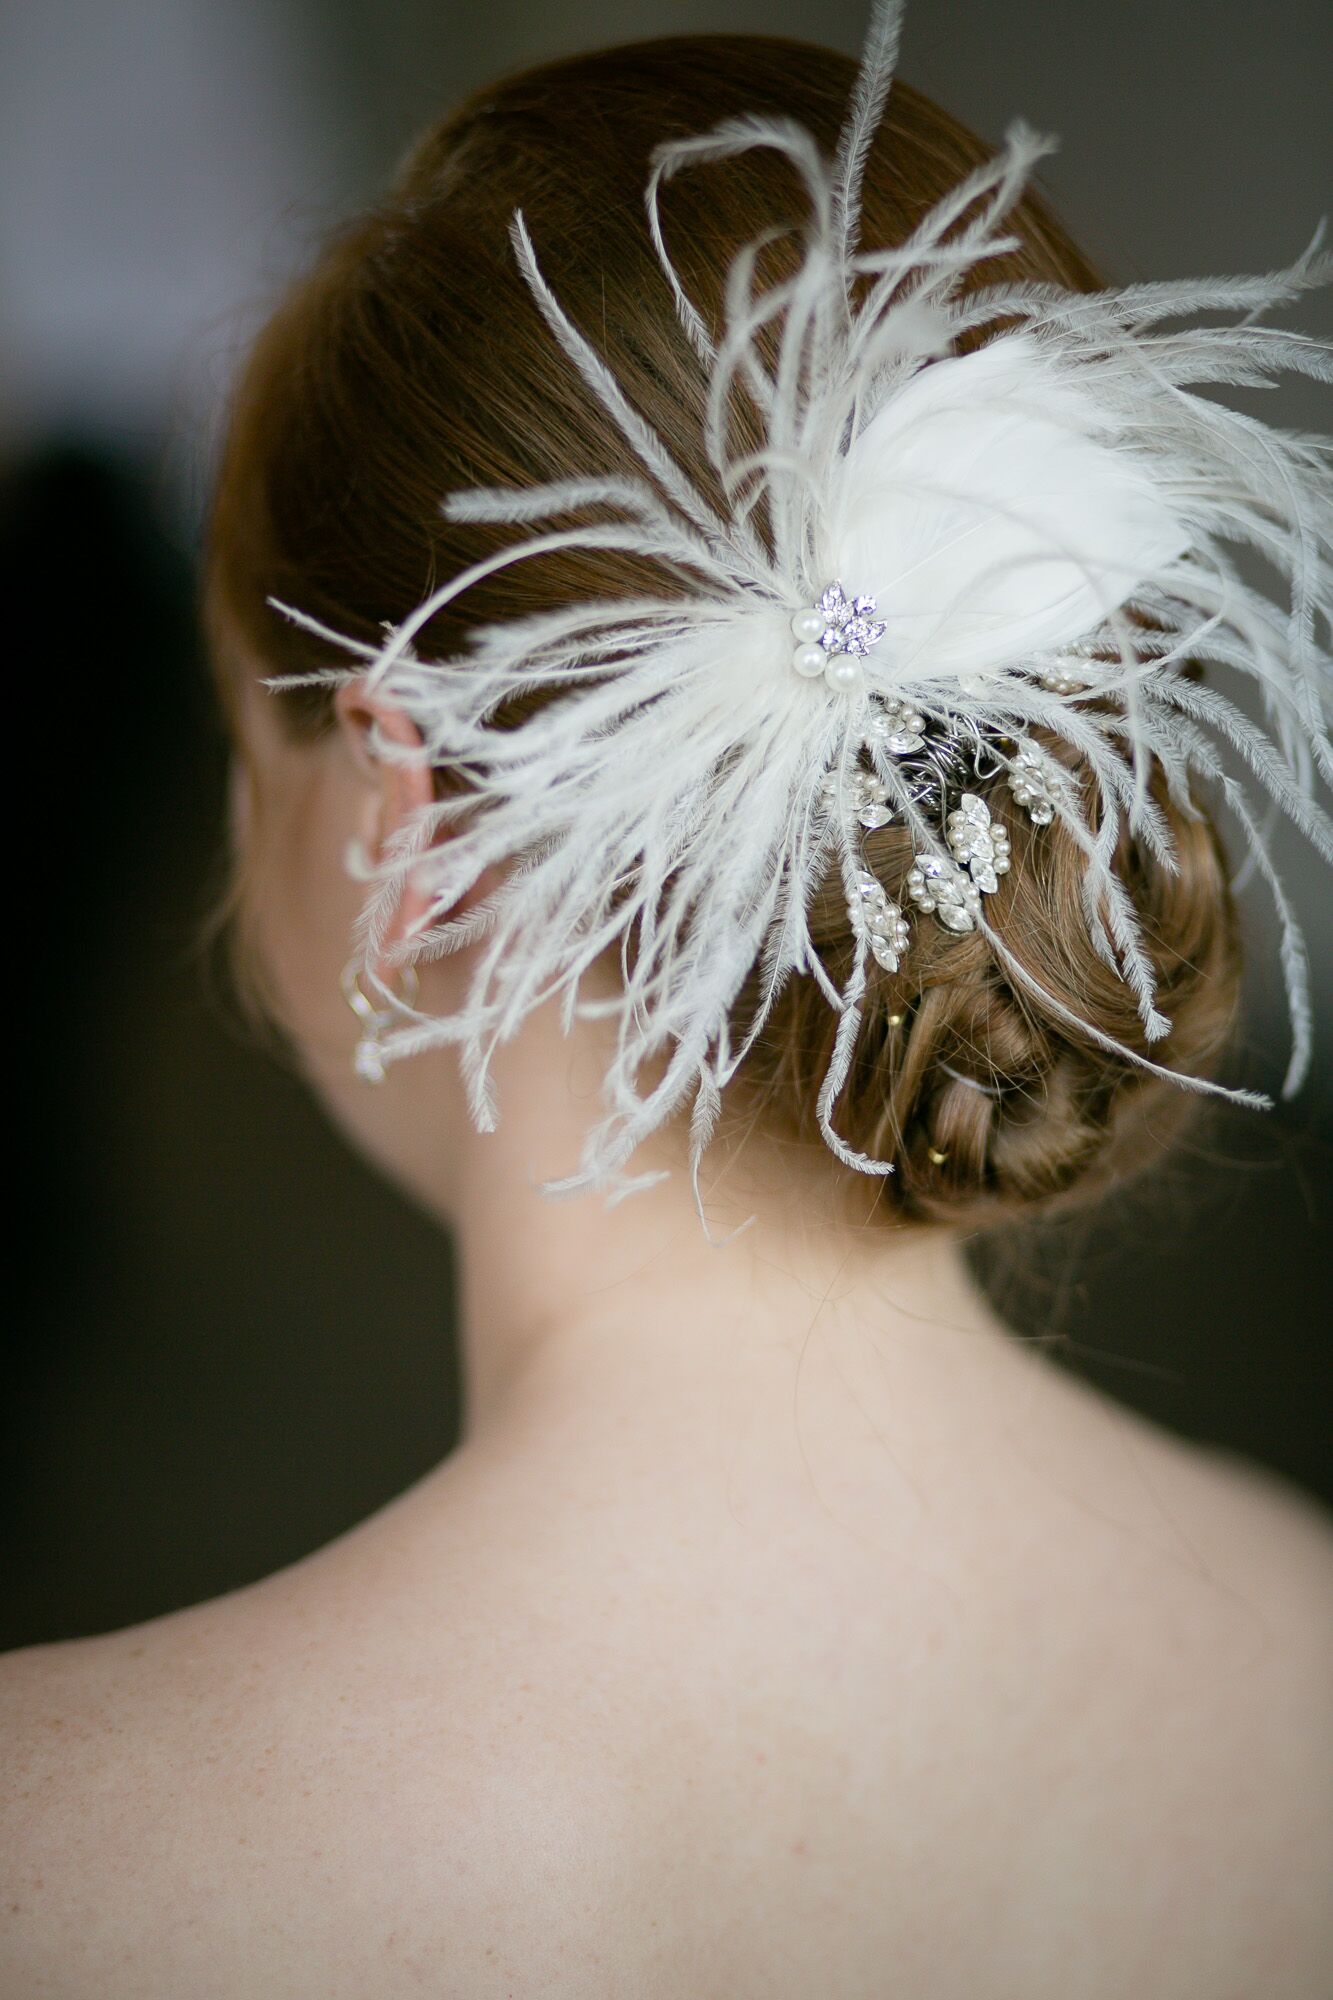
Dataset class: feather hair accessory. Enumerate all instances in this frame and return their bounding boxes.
[270,0,1333,1228]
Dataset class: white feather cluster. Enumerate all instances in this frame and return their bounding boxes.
[271,0,1332,1220]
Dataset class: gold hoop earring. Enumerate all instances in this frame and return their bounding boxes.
[341,959,419,1084]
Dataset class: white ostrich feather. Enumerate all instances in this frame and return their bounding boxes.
[269,0,1332,1221]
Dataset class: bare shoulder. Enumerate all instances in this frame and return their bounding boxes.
[1042,1377,1333,1758]
[1127,1415,1333,1656]
[0,1528,632,2000]
[1052,1411,1333,1973]
[0,1602,274,1999]
[1180,1437,1333,1762]
[0,1577,465,2000]
[1,1420,1330,2000]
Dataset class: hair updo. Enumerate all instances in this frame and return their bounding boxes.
[205,34,1242,1225]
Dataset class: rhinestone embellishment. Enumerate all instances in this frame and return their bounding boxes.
[791,580,886,694]
[905,793,1011,933]
[814,580,886,657]
[904,853,983,933]
[946,791,1011,892]
[864,699,926,755]
[818,765,893,830]
[854,869,911,972]
[815,696,1063,968]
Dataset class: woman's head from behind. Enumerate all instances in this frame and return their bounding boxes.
[205,35,1242,1234]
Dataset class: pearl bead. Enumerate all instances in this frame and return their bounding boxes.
[790,608,825,643]
[824,654,863,693]
[792,643,828,678]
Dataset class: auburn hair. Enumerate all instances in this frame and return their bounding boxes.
[204,35,1241,1224]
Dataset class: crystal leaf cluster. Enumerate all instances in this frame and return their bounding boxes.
[854,870,911,972]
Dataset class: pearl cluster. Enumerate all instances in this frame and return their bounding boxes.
[1004,740,1059,825]
[1038,664,1090,696]
[353,1035,388,1084]
[791,580,887,693]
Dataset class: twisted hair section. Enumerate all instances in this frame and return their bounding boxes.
[729,756,1239,1221]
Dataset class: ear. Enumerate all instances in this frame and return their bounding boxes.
[333,678,435,959]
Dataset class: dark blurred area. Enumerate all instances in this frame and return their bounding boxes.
[2,0,1329,1651]
[3,441,459,1647]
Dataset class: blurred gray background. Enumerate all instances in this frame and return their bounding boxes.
[2,0,1329,1648]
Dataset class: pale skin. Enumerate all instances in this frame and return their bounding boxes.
[2,661,1331,1999]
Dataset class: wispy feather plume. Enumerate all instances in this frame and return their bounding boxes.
[270,0,1332,1223]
